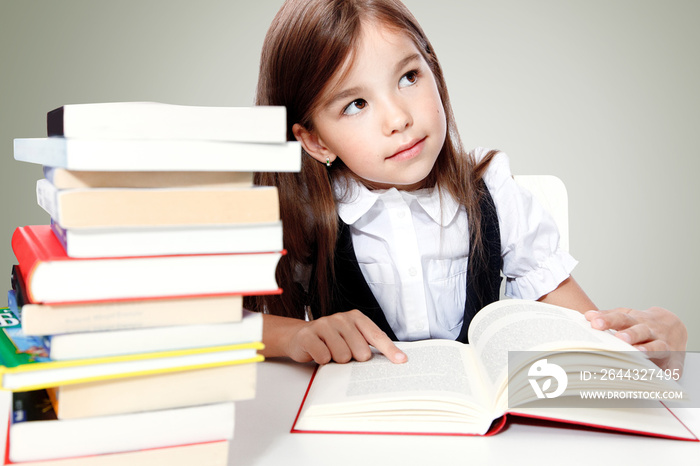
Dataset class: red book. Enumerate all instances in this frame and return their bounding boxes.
[290,302,699,442]
[11,225,283,304]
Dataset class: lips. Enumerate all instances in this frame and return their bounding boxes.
[388,137,427,161]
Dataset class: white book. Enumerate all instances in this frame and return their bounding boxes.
[0,441,230,466]
[47,102,286,142]
[0,389,10,462]
[44,311,263,360]
[14,138,301,172]
[13,225,282,304]
[52,220,284,258]
[10,392,235,462]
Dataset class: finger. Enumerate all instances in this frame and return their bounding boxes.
[318,312,375,363]
[635,338,671,359]
[321,329,355,364]
[588,308,637,331]
[304,317,356,364]
[584,310,608,330]
[298,336,333,365]
[615,323,655,346]
[338,324,375,362]
[666,352,686,374]
[354,316,407,364]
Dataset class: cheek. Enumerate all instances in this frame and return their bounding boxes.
[330,129,374,162]
[429,100,447,140]
[419,87,446,132]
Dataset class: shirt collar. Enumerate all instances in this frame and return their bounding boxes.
[335,179,380,225]
[407,187,461,226]
[335,178,461,227]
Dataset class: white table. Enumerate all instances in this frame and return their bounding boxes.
[230,357,700,466]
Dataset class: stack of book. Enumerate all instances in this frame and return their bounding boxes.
[2,102,300,465]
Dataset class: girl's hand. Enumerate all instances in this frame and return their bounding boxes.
[584,307,687,372]
[262,310,407,365]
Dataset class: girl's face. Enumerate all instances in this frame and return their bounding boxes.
[294,21,447,190]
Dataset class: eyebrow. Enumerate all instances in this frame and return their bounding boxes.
[325,86,363,109]
[323,52,423,109]
[395,52,421,73]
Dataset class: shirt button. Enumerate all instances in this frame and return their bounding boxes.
[408,267,417,276]
[415,322,425,331]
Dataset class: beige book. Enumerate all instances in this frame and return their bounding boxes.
[20,294,243,336]
[1,440,229,466]
[37,179,279,228]
[44,167,253,189]
[50,363,257,419]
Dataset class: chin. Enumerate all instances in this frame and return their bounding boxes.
[392,174,434,191]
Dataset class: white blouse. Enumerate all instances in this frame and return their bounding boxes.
[335,148,577,341]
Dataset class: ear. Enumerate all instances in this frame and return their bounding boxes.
[292,123,337,165]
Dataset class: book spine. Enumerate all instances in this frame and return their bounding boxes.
[0,325,34,371]
[6,292,18,317]
[49,220,68,253]
[10,265,29,307]
[41,336,52,356]
[12,390,57,424]
[4,293,21,330]
[46,106,65,137]
[35,179,59,223]
[10,228,48,303]
[42,166,56,184]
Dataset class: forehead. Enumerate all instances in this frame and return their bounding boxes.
[318,21,422,103]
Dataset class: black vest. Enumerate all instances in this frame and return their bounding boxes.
[309,186,502,343]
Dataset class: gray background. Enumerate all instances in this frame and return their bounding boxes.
[1,0,697,349]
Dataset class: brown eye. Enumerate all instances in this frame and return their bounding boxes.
[343,99,368,115]
[399,70,418,87]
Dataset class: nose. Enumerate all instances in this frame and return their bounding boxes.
[381,96,412,135]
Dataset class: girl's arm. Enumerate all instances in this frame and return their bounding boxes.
[260,311,407,365]
[538,275,687,371]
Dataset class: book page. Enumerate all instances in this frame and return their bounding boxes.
[468,300,634,388]
[301,340,490,408]
[294,340,499,434]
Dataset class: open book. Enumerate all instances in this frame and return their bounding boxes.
[292,300,697,440]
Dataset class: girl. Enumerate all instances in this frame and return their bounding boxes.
[245,0,686,370]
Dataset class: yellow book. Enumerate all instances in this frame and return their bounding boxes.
[0,326,264,392]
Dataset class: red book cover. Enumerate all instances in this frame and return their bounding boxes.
[10,226,61,301]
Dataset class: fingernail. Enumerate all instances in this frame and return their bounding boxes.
[637,346,647,353]
[617,333,631,343]
[395,352,407,363]
[593,318,606,329]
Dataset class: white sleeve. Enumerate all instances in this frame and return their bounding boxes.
[475,148,578,300]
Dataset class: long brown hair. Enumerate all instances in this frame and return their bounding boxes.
[245,0,497,319]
